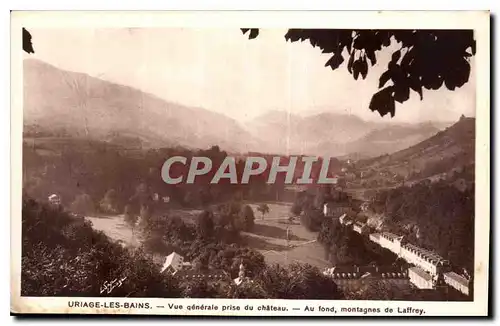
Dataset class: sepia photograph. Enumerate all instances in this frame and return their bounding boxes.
[10,11,490,316]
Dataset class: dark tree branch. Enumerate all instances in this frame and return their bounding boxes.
[242,29,475,118]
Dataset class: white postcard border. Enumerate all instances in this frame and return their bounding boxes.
[10,10,490,317]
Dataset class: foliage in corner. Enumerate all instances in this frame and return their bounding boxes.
[242,29,475,118]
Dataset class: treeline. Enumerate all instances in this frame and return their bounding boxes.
[22,140,286,216]
[137,201,258,258]
[22,198,344,299]
[370,180,475,271]
[409,161,475,183]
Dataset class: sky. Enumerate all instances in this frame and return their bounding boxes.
[27,28,476,124]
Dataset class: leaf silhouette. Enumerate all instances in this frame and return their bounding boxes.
[359,57,368,80]
[379,70,392,88]
[325,54,344,70]
[241,28,475,118]
[23,28,35,54]
[369,86,396,117]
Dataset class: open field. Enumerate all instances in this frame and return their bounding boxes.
[86,214,141,247]
[86,201,330,270]
[244,202,330,269]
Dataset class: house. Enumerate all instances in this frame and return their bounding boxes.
[161,252,190,275]
[408,266,434,289]
[443,272,470,296]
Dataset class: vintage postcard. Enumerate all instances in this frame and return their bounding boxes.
[10,11,490,317]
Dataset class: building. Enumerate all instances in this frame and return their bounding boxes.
[443,272,470,296]
[48,194,61,206]
[175,269,228,282]
[323,202,354,218]
[339,213,348,225]
[353,222,370,235]
[369,233,381,245]
[234,262,251,286]
[408,266,434,289]
[323,266,408,291]
[161,252,191,275]
[400,243,450,276]
[378,232,405,255]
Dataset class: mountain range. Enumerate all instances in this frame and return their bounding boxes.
[23,59,259,153]
[23,59,457,158]
[245,110,451,158]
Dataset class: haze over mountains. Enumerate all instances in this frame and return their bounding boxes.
[23,59,260,153]
[24,59,458,158]
[245,110,452,158]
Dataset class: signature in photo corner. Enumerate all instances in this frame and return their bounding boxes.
[100,276,127,294]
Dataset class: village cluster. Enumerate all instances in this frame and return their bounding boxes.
[322,202,471,296]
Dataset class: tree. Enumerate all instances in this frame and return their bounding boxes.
[70,193,95,215]
[21,198,182,297]
[257,263,343,299]
[99,189,120,214]
[196,210,215,240]
[240,205,255,231]
[300,208,324,232]
[290,201,302,217]
[209,246,266,279]
[222,281,269,299]
[242,29,475,118]
[179,278,219,298]
[123,204,138,234]
[257,203,270,220]
[139,204,152,227]
[345,280,403,300]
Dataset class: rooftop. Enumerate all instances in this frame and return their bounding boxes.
[444,272,469,286]
[381,232,401,241]
[408,266,433,282]
[403,243,446,264]
[176,269,227,280]
[161,252,184,273]
[323,266,408,279]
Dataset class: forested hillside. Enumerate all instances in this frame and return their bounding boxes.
[369,180,475,272]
